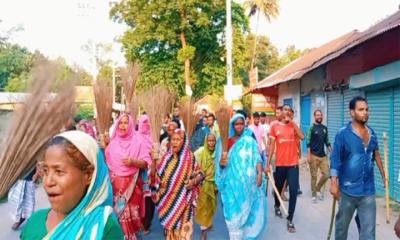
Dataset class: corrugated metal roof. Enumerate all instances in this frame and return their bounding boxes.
[252,31,360,90]
[251,9,400,91]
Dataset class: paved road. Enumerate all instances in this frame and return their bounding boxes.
[1,162,397,239]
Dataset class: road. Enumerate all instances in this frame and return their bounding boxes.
[0,161,397,240]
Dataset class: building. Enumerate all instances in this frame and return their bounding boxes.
[250,9,400,200]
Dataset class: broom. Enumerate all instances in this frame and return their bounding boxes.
[215,100,230,166]
[0,61,76,198]
[179,98,198,139]
[120,62,139,117]
[93,76,113,148]
[383,132,390,224]
[141,86,175,155]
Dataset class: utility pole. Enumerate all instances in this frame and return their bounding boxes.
[226,0,233,87]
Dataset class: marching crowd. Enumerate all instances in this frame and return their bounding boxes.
[7,96,400,240]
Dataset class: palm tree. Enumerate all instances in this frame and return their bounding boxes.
[244,0,279,70]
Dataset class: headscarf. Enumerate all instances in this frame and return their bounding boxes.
[78,120,96,138]
[44,131,115,240]
[137,114,153,152]
[105,114,151,176]
[153,129,200,230]
[194,133,216,182]
[228,113,253,139]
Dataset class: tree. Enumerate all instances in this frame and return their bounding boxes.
[244,0,279,70]
[244,34,280,83]
[0,43,33,90]
[278,44,308,68]
[110,1,249,98]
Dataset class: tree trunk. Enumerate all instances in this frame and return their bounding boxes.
[250,10,261,70]
[180,31,191,88]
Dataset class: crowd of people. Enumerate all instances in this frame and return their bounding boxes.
[9,95,400,239]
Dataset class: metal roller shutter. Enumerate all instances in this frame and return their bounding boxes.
[366,88,392,196]
[327,91,343,145]
[393,86,400,200]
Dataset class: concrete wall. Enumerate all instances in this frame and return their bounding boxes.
[278,80,300,125]
[300,68,328,125]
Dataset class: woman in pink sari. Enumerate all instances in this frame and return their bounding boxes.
[136,114,155,235]
[105,113,152,239]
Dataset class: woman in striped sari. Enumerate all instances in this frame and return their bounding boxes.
[150,129,203,240]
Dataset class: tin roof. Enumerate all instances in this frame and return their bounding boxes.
[251,9,400,91]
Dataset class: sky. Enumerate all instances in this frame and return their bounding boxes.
[0,0,399,71]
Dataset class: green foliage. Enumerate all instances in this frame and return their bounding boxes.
[110,0,249,99]
[245,34,281,82]
[97,64,113,82]
[278,45,308,68]
[0,43,33,90]
[177,45,196,62]
[76,104,94,120]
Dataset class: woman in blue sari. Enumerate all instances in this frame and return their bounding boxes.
[216,113,267,240]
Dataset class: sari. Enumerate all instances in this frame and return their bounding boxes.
[22,130,120,239]
[215,114,267,240]
[194,134,217,229]
[151,129,202,240]
[105,114,152,239]
[137,114,155,231]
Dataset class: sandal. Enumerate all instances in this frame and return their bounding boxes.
[287,221,296,233]
[274,207,282,218]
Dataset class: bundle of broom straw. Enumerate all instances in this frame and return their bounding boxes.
[215,100,230,152]
[179,98,198,139]
[93,76,113,147]
[0,62,76,198]
[120,63,139,114]
[141,85,175,143]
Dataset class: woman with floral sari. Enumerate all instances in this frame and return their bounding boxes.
[105,113,152,239]
[21,131,124,239]
[150,129,204,240]
[216,113,267,240]
[194,133,217,240]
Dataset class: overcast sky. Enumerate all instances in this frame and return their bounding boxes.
[0,0,399,70]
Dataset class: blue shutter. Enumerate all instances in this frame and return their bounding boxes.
[366,88,393,197]
[393,86,400,200]
[300,95,311,155]
[327,91,343,145]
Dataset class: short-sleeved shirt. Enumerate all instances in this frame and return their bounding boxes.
[249,124,266,153]
[270,122,299,167]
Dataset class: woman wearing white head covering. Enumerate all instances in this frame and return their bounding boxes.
[21,131,124,239]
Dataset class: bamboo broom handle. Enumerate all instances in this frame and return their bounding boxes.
[383,132,390,224]
[327,198,337,240]
[266,171,288,216]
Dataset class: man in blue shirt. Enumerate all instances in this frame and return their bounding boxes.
[330,96,386,240]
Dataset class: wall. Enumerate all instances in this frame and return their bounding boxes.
[278,80,300,124]
[300,68,327,125]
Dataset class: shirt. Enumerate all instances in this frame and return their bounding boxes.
[307,123,330,157]
[270,122,299,167]
[249,124,266,153]
[330,122,378,197]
